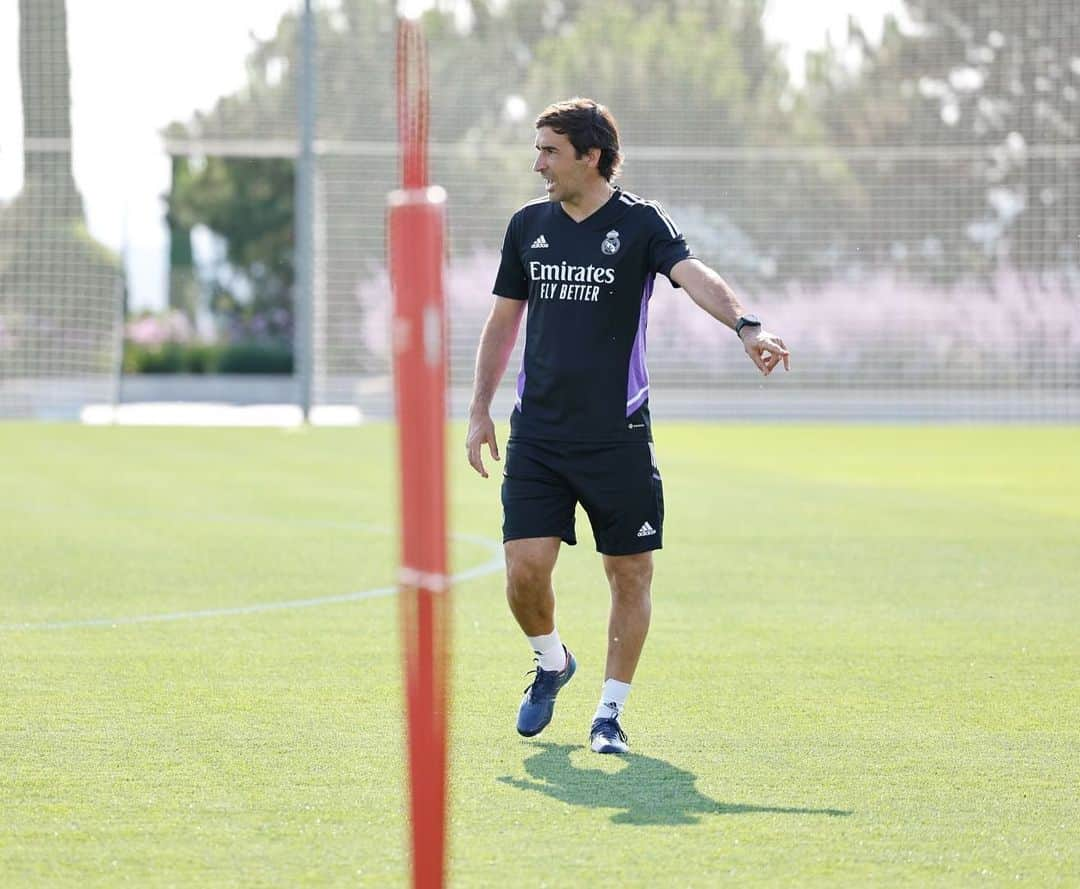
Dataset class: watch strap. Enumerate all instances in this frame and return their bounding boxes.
[735,315,762,337]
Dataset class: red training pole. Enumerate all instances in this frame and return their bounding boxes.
[389,184,449,889]
[391,18,448,887]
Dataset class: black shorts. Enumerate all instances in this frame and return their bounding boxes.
[501,437,664,556]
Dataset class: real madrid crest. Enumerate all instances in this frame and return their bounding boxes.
[601,230,621,255]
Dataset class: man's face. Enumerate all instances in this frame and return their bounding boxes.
[533,126,596,203]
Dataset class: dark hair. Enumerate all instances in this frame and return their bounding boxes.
[535,97,623,181]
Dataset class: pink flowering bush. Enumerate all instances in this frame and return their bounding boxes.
[356,252,1079,389]
[356,251,526,386]
[124,310,194,347]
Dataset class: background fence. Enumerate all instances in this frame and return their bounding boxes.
[2,0,1078,420]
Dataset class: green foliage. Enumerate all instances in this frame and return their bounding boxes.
[528,1,772,146]
[122,341,293,375]
[122,341,205,374]
[166,156,294,341]
[215,342,294,374]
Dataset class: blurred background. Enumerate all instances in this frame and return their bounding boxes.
[1,0,1077,422]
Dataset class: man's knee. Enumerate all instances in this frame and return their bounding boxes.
[505,554,555,600]
[604,552,653,600]
[505,539,559,598]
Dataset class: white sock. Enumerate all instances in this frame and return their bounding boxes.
[593,678,631,722]
[526,629,566,672]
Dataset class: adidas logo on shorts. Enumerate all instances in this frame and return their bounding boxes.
[530,235,550,248]
[636,522,656,537]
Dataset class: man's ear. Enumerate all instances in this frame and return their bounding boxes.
[586,147,602,169]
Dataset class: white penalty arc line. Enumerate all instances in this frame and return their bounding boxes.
[1,532,504,632]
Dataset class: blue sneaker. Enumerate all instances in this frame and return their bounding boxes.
[589,717,629,754]
[516,647,576,737]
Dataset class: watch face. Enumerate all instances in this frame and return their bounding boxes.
[742,314,761,326]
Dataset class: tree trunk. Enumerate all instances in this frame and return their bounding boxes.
[18,0,82,218]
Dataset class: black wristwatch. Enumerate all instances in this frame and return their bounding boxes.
[735,314,762,337]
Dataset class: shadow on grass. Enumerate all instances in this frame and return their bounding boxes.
[498,743,853,825]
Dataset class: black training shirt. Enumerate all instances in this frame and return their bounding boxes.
[493,187,692,442]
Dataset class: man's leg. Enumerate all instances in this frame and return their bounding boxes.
[601,551,653,683]
[504,536,562,638]
[590,551,653,753]
[505,536,576,737]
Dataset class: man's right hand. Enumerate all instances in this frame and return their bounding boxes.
[466,412,500,478]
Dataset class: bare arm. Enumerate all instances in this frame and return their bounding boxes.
[670,258,790,375]
[466,296,527,477]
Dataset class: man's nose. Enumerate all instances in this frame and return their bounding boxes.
[533,155,544,173]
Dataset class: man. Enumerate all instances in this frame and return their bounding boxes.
[465,97,789,755]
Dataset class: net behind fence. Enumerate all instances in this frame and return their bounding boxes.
[3,0,1078,420]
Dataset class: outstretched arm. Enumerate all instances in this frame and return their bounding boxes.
[466,296,527,477]
[670,258,790,375]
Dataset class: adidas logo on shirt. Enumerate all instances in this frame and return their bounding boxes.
[530,235,550,249]
[636,522,657,537]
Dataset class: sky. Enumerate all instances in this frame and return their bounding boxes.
[0,0,903,311]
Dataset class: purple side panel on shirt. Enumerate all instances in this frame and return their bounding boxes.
[626,275,654,416]
[515,320,527,409]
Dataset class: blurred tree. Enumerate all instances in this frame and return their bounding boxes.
[164,0,596,261]
[524,0,856,286]
[167,156,199,322]
[171,0,972,339]
[806,1,1080,281]
[166,157,294,344]
[16,0,81,218]
[0,0,122,387]
[163,0,603,372]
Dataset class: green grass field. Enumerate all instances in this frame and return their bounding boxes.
[2,423,1077,887]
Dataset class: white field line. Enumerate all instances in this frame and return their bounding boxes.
[1,528,503,632]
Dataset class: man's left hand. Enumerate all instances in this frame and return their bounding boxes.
[741,328,790,375]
